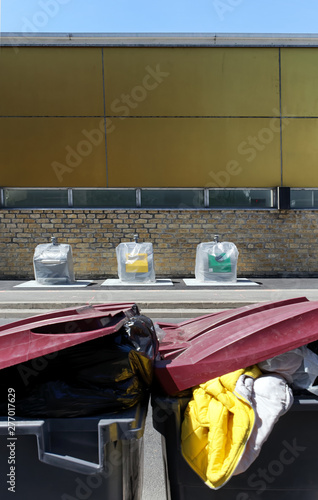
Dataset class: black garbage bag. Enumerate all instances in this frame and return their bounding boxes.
[0,314,159,417]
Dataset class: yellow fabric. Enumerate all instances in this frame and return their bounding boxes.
[125,253,148,273]
[181,365,261,489]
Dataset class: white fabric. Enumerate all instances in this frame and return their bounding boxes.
[234,373,294,475]
[232,346,318,476]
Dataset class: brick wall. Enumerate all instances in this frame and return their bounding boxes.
[0,209,317,279]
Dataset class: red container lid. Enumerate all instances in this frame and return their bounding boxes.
[155,297,318,395]
[0,303,137,369]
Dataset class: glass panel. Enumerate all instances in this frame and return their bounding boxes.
[141,189,204,209]
[4,189,68,208]
[290,189,318,208]
[73,189,136,208]
[209,189,274,208]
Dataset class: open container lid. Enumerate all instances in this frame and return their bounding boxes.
[155,297,318,395]
[0,302,138,369]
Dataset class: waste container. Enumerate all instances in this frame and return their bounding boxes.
[0,399,148,500]
[195,235,239,283]
[0,303,158,499]
[152,394,318,500]
[153,296,318,499]
[116,234,155,283]
[33,236,75,284]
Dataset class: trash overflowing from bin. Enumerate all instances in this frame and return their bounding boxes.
[33,236,75,284]
[153,296,318,494]
[0,303,159,417]
[180,346,318,490]
[195,234,239,282]
[116,234,156,283]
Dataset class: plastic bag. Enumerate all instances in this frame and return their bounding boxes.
[0,314,159,418]
[195,240,239,282]
[116,240,155,283]
[258,346,318,396]
[258,348,304,384]
[291,346,318,396]
[154,324,168,343]
[33,239,75,284]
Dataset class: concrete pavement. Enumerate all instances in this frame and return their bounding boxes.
[0,277,318,318]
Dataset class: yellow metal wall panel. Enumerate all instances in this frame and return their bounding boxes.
[0,47,104,116]
[107,118,281,188]
[0,118,107,187]
[103,47,280,117]
[281,48,318,117]
[282,118,318,187]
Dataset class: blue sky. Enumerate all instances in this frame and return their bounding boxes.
[1,0,318,34]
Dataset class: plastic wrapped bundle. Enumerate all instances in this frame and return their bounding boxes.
[195,236,239,282]
[33,237,75,285]
[116,236,155,283]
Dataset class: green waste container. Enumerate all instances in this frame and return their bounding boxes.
[152,394,318,500]
[0,400,147,500]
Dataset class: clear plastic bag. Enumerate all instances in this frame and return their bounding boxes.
[154,324,168,343]
[33,238,75,285]
[258,345,318,396]
[258,348,305,384]
[116,239,155,283]
[292,346,318,396]
[195,239,239,282]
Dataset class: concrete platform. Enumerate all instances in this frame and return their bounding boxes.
[101,278,173,286]
[183,278,259,286]
[14,280,93,288]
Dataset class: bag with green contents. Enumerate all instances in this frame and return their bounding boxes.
[195,236,239,282]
